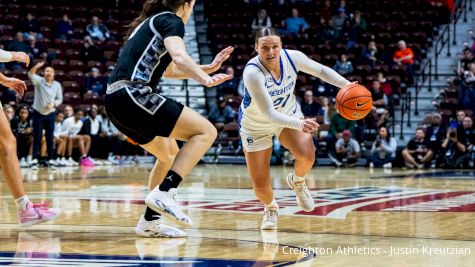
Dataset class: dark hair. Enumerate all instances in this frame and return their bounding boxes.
[416,127,425,133]
[124,0,193,41]
[378,126,390,142]
[254,27,280,43]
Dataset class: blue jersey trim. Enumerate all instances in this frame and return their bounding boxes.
[283,49,298,75]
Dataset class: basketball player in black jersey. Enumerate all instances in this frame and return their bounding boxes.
[106,0,233,237]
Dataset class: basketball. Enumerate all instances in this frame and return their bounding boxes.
[336,84,373,120]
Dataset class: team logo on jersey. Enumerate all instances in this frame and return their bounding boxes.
[246,136,254,146]
[287,75,292,80]
[44,185,475,219]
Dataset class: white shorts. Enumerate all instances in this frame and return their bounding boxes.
[240,108,303,152]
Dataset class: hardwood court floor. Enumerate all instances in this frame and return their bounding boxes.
[0,165,474,266]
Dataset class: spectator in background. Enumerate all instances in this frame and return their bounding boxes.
[458,48,474,75]
[80,36,101,63]
[216,66,239,99]
[376,72,393,96]
[78,104,102,161]
[320,97,332,124]
[452,110,466,129]
[55,14,75,40]
[98,107,122,163]
[393,40,415,86]
[425,113,446,167]
[10,105,34,168]
[459,62,475,113]
[301,89,322,118]
[3,104,15,123]
[327,112,355,151]
[329,129,360,167]
[63,109,94,166]
[351,11,367,37]
[18,13,42,40]
[322,19,339,42]
[331,7,347,31]
[280,8,309,36]
[86,16,110,41]
[459,116,475,167]
[63,104,74,119]
[368,126,397,168]
[251,9,272,32]
[28,62,63,168]
[362,41,379,67]
[440,127,466,168]
[208,96,235,132]
[333,54,353,76]
[402,127,433,168]
[320,0,333,21]
[7,33,31,70]
[53,111,70,166]
[84,67,107,96]
[27,35,46,60]
[370,80,388,112]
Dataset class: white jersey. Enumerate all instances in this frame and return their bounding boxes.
[239,49,300,133]
[239,49,350,134]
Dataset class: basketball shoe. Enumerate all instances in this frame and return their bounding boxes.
[287,173,315,212]
[145,188,192,228]
[135,215,186,238]
[18,202,61,228]
[261,207,278,230]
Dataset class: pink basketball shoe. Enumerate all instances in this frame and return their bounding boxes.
[18,202,61,228]
[80,157,95,167]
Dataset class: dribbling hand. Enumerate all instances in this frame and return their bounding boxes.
[301,118,319,133]
[210,46,234,72]
[1,77,27,96]
[11,51,30,67]
[204,73,233,87]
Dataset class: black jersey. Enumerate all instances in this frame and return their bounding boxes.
[109,11,185,86]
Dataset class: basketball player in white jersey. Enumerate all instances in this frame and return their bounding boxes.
[240,28,352,230]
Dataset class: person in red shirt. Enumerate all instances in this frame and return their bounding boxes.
[393,40,415,86]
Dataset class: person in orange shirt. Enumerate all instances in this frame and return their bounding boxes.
[393,40,415,85]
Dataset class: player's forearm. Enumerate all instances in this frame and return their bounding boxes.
[0,49,13,62]
[172,53,210,84]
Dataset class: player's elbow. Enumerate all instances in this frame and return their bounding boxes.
[170,51,189,68]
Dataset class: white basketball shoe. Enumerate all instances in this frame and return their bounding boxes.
[145,188,192,228]
[135,215,186,238]
[287,173,315,212]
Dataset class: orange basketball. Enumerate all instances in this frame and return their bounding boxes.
[336,84,372,120]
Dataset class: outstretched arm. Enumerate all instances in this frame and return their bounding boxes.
[164,46,234,79]
[0,49,29,66]
[163,36,231,87]
[289,50,351,88]
[0,73,26,96]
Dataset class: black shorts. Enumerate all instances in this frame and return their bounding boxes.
[105,81,184,145]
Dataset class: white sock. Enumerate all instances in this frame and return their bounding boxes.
[26,155,32,162]
[293,172,306,183]
[265,199,279,210]
[15,195,30,211]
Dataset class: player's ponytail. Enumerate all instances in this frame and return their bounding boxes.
[124,0,193,41]
[254,27,280,43]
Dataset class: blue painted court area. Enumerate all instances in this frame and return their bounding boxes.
[0,252,301,267]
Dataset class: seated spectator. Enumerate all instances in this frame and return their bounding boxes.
[458,48,474,75]
[208,96,235,132]
[333,54,353,76]
[27,35,46,60]
[78,104,102,161]
[84,68,107,96]
[53,111,70,166]
[370,81,388,112]
[251,9,272,32]
[280,8,309,36]
[62,109,94,166]
[322,19,339,42]
[301,89,323,118]
[425,113,446,167]
[393,40,415,86]
[216,66,239,99]
[351,11,367,36]
[319,0,333,21]
[459,116,475,167]
[361,41,379,67]
[329,129,361,167]
[331,7,347,31]
[86,16,110,41]
[451,110,466,129]
[63,104,74,119]
[17,13,42,40]
[7,33,31,70]
[55,14,75,40]
[3,104,15,124]
[367,126,397,168]
[376,72,393,96]
[459,62,475,112]
[439,127,466,168]
[80,36,102,63]
[10,105,34,167]
[402,127,433,168]
[99,107,123,163]
[327,112,355,151]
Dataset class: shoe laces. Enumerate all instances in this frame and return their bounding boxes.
[32,202,51,210]
[263,210,278,224]
[293,180,308,192]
